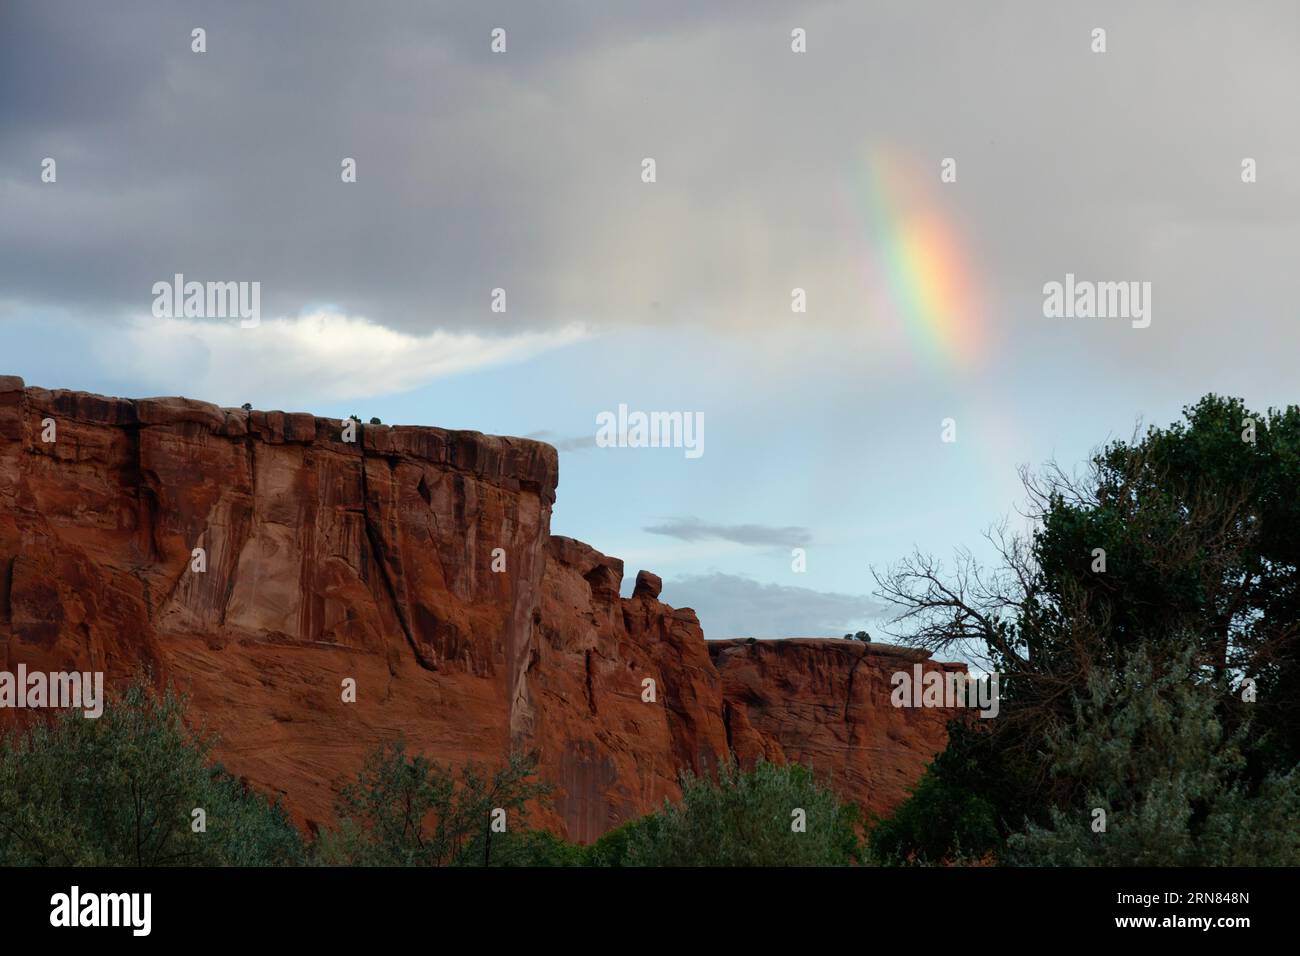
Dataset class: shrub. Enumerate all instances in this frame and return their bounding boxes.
[626,758,862,866]
[582,815,661,867]
[868,722,1002,865]
[0,678,303,866]
[315,741,553,866]
[1006,644,1300,866]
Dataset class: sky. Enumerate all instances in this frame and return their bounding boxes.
[2,1,1298,641]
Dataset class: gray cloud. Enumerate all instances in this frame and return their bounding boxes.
[645,516,811,548]
[3,0,1297,382]
[0,0,814,332]
[664,572,882,638]
[524,430,595,452]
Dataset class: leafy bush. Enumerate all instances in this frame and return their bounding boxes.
[315,741,553,866]
[493,828,587,867]
[626,758,862,866]
[869,722,1002,864]
[1006,644,1300,866]
[582,815,660,866]
[0,678,303,866]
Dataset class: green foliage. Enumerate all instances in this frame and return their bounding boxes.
[315,741,553,866]
[0,678,303,866]
[1032,395,1300,757]
[626,758,862,866]
[491,828,587,867]
[1006,644,1300,866]
[582,815,661,867]
[868,722,1002,865]
[875,394,1300,864]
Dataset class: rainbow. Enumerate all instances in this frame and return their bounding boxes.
[854,148,985,370]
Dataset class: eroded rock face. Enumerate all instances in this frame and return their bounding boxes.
[532,536,731,841]
[709,639,970,818]
[0,377,963,840]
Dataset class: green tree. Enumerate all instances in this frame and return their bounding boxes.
[315,741,553,866]
[582,814,661,867]
[0,678,303,866]
[873,395,1300,861]
[868,721,1001,865]
[626,758,862,866]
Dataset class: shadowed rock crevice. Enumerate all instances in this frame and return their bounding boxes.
[358,450,430,671]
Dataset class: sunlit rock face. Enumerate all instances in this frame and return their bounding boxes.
[0,376,962,840]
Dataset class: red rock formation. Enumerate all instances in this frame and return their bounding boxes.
[0,376,964,840]
[710,639,969,819]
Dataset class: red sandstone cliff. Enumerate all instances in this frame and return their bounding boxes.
[0,376,963,840]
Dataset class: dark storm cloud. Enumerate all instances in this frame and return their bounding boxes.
[2,0,1298,367]
[0,0,806,330]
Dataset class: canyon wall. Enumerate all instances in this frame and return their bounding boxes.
[0,376,963,840]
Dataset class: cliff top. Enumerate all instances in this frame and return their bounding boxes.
[708,636,964,667]
[2,373,951,664]
[0,374,559,497]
